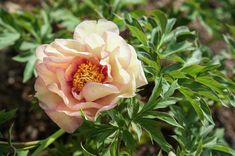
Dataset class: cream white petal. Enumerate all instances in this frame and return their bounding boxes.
[103,32,125,52]
[74,19,119,40]
[84,33,105,56]
[36,44,47,62]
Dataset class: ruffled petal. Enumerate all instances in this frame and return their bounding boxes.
[118,73,136,98]
[127,45,148,87]
[96,19,119,35]
[36,44,47,62]
[36,63,59,85]
[112,44,132,69]
[103,32,125,52]
[34,78,61,110]
[84,33,105,56]
[74,19,119,40]
[135,60,148,87]
[52,39,91,57]
[111,55,130,84]
[74,20,97,40]
[82,82,119,102]
[45,110,83,133]
[94,95,120,119]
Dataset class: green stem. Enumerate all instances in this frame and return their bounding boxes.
[0,140,41,149]
[31,129,65,156]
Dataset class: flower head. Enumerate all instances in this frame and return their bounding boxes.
[35,19,147,133]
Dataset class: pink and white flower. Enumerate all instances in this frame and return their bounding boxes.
[35,19,147,133]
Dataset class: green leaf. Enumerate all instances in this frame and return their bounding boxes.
[121,0,146,5]
[122,130,135,152]
[0,109,16,125]
[127,25,147,45]
[19,42,38,51]
[0,32,20,49]
[32,129,65,156]
[162,80,180,98]
[137,118,172,152]
[81,143,96,156]
[179,87,204,122]
[184,49,202,67]
[16,150,29,156]
[162,41,194,57]
[50,9,80,32]
[131,122,142,141]
[23,56,37,83]
[143,111,183,129]
[155,97,182,109]
[152,10,167,32]
[148,76,162,104]
[204,144,235,155]
[200,99,214,124]
[196,76,225,96]
[165,18,176,34]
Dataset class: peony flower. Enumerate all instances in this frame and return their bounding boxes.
[34,19,147,133]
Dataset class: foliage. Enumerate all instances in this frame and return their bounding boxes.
[0,0,235,156]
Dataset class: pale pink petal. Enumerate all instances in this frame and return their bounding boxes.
[64,64,77,82]
[36,63,58,85]
[99,56,113,82]
[45,110,83,133]
[36,45,47,62]
[82,82,120,102]
[71,89,83,101]
[56,69,77,105]
[94,95,120,119]
[52,39,92,57]
[34,78,61,110]
[44,44,64,57]
[47,83,71,106]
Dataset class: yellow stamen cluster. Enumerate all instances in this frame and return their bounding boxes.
[72,61,105,92]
